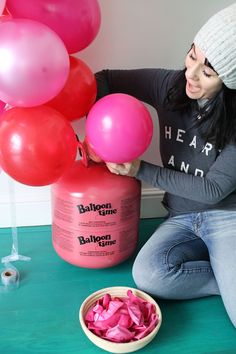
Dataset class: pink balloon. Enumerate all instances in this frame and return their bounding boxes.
[0,0,5,15]
[6,0,101,54]
[0,99,5,115]
[0,18,69,107]
[86,94,153,163]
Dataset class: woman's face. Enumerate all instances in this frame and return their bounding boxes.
[185,44,222,100]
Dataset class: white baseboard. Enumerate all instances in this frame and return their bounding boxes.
[140,187,166,218]
[0,187,166,228]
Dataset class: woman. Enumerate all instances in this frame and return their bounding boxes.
[94,3,236,327]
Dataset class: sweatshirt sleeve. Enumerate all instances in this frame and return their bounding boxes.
[95,69,179,107]
[136,144,236,204]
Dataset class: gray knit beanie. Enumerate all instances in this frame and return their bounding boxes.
[194,3,236,89]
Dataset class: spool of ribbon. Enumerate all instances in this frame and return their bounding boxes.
[1,267,19,290]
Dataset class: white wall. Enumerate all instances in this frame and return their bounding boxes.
[0,0,233,227]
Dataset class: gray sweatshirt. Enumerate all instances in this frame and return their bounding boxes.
[95,68,236,215]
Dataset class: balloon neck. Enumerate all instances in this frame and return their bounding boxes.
[77,136,103,168]
[77,137,89,167]
[81,136,103,165]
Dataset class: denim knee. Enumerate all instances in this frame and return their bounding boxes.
[132,251,174,299]
[132,246,218,300]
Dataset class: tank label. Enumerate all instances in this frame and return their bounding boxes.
[53,193,141,228]
[77,234,116,247]
[52,223,138,267]
[77,203,117,216]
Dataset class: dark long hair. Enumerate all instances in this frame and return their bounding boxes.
[164,69,236,151]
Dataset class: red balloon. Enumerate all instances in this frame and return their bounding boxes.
[6,0,101,53]
[0,106,78,186]
[47,56,97,121]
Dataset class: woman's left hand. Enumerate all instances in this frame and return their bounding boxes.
[106,159,141,177]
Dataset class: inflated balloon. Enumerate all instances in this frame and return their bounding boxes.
[0,18,69,107]
[86,94,153,163]
[0,106,78,186]
[0,0,5,15]
[47,56,97,121]
[6,0,101,54]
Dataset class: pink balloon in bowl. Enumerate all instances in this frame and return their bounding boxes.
[0,99,5,115]
[86,94,153,163]
[0,0,5,15]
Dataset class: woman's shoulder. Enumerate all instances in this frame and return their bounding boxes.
[152,68,181,86]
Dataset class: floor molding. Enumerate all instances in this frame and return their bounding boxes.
[140,187,166,218]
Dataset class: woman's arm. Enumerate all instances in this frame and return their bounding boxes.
[106,144,236,204]
[95,68,179,107]
[136,144,236,204]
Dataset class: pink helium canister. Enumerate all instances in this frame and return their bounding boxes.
[51,160,141,268]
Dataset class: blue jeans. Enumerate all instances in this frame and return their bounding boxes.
[132,210,236,327]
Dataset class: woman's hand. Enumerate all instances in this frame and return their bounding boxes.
[106,159,141,177]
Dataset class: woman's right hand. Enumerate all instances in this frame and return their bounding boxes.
[106,159,141,177]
